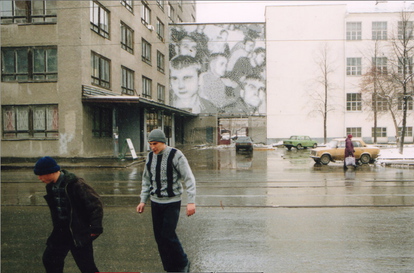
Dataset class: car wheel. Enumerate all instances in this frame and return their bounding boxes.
[313,143,317,148]
[296,144,302,149]
[360,154,371,164]
[320,154,330,165]
[286,146,292,151]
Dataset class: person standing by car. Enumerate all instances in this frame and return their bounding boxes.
[136,129,196,272]
[34,156,103,273]
[344,134,356,168]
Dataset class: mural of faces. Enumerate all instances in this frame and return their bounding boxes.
[170,23,266,115]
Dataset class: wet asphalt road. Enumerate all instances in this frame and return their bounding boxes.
[2,147,414,272]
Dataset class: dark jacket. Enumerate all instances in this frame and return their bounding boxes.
[345,137,355,157]
[44,170,103,247]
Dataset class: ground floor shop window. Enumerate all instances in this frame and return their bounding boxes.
[146,111,160,133]
[93,107,112,137]
[2,104,58,139]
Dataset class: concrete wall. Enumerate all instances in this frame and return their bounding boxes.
[266,5,347,143]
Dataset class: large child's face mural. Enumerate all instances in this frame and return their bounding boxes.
[170,23,266,115]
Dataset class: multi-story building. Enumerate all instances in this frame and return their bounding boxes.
[1,0,198,158]
[266,2,414,144]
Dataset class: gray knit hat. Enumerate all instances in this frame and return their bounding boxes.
[148,129,167,143]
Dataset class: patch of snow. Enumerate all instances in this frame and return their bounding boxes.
[378,147,414,159]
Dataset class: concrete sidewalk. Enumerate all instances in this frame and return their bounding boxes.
[2,205,414,273]
[1,156,146,170]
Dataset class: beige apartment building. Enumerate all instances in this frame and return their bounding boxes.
[1,0,203,158]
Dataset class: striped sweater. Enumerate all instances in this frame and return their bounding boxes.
[140,146,196,204]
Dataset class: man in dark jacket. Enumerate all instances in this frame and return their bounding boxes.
[34,156,103,273]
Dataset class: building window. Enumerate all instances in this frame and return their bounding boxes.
[346,127,361,138]
[168,3,174,22]
[399,126,413,137]
[398,57,413,75]
[156,18,165,41]
[347,58,361,76]
[346,22,361,40]
[372,127,387,138]
[398,95,413,110]
[2,104,58,139]
[373,57,387,74]
[146,111,160,133]
[347,93,362,111]
[142,39,151,64]
[121,21,134,54]
[1,46,57,82]
[372,94,388,111]
[0,0,57,24]
[90,1,109,39]
[157,51,165,73]
[91,51,110,89]
[142,76,152,98]
[141,1,151,25]
[163,114,172,140]
[157,84,165,102]
[93,107,112,137]
[121,0,133,13]
[372,21,387,40]
[156,0,164,10]
[121,66,134,95]
[398,21,414,40]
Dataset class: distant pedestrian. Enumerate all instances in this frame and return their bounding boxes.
[34,156,103,273]
[344,135,356,168]
[136,129,196,272]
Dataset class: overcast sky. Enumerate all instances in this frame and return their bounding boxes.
[196,1,414,23]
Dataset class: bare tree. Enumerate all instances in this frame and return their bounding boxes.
[360,60,403,146]
[389,9,414,154]
[360,40,382,144]
[309,44,336,144]
[361,9,414,153]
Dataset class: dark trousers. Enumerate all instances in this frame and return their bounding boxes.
[151,201,188,272]
[43,229,99,273]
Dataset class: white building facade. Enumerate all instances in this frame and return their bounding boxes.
[266,3,414,144]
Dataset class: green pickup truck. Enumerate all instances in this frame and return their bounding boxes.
[283,135,318,150]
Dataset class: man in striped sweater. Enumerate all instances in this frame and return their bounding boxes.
[137,129,196,272]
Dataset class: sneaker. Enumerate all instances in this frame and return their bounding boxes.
[182,261,191,272]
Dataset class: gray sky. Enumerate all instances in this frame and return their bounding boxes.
[196,1,414,23]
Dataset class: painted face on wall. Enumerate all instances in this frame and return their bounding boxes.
[245,41,255,53]
[241,78,265,108]
[210,55,227,77]
[179,37,197,58]
[254,52,266,67]
[170,65,200,100]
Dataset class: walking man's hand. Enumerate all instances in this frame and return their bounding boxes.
[186,203,196,216]
[137,202,145,213]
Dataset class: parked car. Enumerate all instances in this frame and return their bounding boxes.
[235,136,254,152]
[310,138,380,165]
[283,135,318,150]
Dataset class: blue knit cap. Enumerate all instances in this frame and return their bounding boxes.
[34,156,60,175]
[148,129,167,143]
